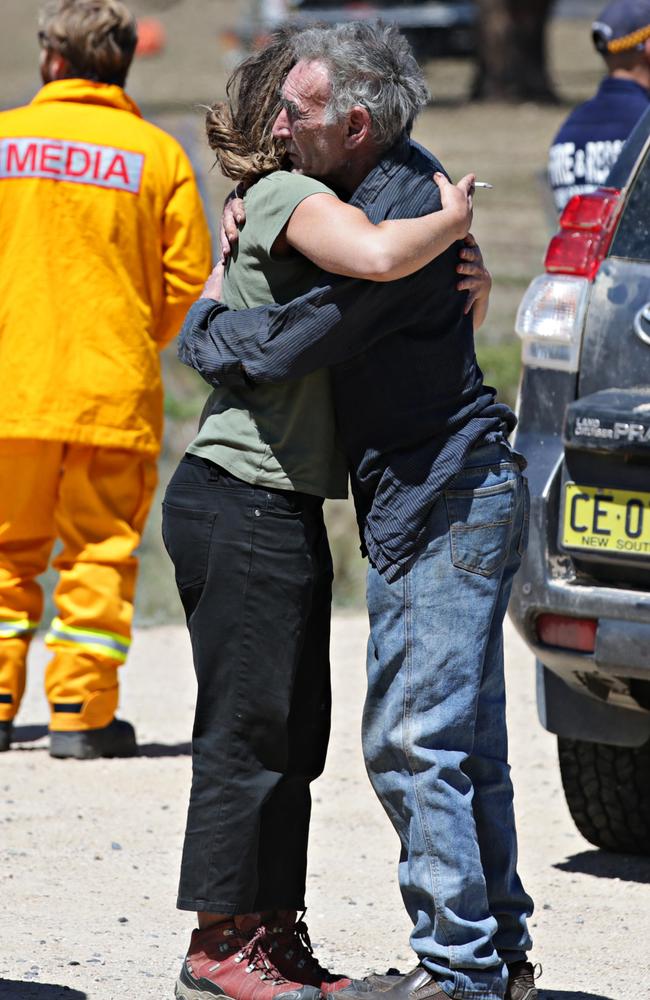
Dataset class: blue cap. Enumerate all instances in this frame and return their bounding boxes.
[592,0,650,52]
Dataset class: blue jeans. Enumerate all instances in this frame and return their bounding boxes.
[364,442,534,1000]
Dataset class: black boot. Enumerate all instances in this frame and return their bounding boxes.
[0,720,12,752]
[49,717,137,760]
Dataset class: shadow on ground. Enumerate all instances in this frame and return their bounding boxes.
[137,741,191,757]
[11,724,48,743]
[554,849,650,884]
[540,992,615,1000]
[0,982,86,999]
[10,727,190,757]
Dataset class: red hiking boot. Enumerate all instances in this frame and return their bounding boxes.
[266,913,368,994]
[176,920,324,1000]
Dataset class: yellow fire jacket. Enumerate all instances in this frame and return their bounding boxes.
[0,80,211,455]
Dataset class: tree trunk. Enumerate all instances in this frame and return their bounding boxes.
[472,0,558,103]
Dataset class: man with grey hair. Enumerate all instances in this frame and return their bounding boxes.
[179,21,537,1000]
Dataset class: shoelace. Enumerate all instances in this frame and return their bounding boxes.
[282,914,335,980]
[235,925,291,984]
[524,962,542,984]
[510,961,542,989]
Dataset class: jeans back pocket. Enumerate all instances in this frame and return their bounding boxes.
[445,479,515,578]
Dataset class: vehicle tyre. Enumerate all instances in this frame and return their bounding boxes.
[558,736,650,854]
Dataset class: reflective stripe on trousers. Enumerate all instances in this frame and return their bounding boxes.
[0,439,157,726]
[0,617,39,639]
[45,617,130,664]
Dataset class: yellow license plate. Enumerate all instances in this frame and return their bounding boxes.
[562,483,650,556]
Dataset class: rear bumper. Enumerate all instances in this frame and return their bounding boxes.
[511,490,650,672]
[509,441,650,743]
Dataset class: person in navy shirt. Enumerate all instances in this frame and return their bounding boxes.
[548,0,650,212]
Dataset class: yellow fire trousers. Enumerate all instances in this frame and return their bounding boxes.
[0,440,157,730]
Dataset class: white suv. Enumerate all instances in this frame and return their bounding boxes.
[236,1,476,58]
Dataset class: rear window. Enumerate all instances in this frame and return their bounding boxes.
[610,145,650,262]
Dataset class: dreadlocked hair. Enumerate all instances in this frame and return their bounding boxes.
[206,28,298,185]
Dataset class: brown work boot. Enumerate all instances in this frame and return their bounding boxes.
[340,966,450,1000]
[266,912,370,993]
[506,961,540,1000]
[362,971,401,991]
[176,919,324,1000]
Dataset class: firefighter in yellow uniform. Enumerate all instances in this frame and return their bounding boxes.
[0,0,211,757]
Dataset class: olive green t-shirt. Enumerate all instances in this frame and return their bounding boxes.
[187,171,348,499]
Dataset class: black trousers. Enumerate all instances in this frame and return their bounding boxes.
[162,454,333,914]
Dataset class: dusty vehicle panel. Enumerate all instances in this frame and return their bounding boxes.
[510,107,650,853]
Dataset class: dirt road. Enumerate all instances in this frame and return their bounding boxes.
[1,616,649,1000]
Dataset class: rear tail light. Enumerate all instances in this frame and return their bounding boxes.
[545,187,622,280]
[515,274,589,371]
[536,613,597,652]
[560,188,621,230]
[517,187,622,371]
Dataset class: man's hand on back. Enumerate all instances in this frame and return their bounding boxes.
[219,189,247,260]
[456,233,492,329]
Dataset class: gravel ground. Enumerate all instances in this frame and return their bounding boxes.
[1,615,649,1000]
